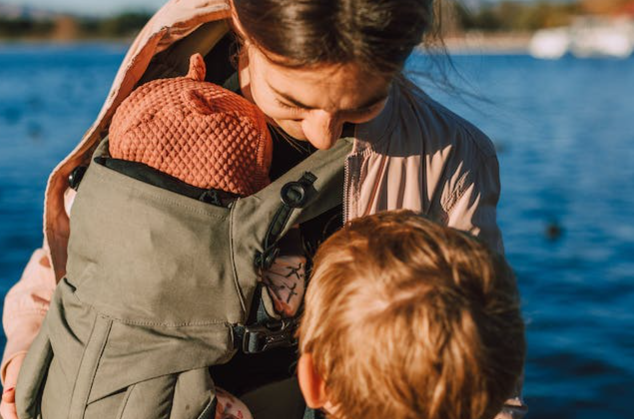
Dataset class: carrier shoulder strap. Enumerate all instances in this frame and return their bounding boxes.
[230,137,352,316]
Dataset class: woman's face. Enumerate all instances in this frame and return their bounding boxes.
[237,43,392,150]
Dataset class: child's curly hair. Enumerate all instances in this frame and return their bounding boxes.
[299,210,525,419]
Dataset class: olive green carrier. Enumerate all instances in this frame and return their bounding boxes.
[15,138,352,419]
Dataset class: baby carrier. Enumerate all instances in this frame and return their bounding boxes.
[15,134,352,418]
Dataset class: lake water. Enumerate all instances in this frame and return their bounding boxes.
[1,43,633,418]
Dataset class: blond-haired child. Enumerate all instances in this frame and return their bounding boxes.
[297,210,525,419]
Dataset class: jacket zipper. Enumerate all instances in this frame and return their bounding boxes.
[343,153,354,224]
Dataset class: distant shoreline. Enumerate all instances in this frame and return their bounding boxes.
[2,32,534,55]
[442,33,532,55]
[0,37,133,44]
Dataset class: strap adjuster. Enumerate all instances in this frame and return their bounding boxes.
[240,319,298,354]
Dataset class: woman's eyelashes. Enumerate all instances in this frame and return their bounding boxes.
[274,96,382,121]
[345,103,385,123]
[274,97,303,112]
[351,105,379,117]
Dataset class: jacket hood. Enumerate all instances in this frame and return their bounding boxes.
[44,0,231,279]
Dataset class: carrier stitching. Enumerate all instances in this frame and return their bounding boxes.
[101,317,230,328]
[228,202,248,314]
[72,294,231,328]
[140,193,227,217]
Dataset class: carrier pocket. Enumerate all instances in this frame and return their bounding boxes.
[17,277,99,419]
[81,368,216,419]
[74,316,230,419]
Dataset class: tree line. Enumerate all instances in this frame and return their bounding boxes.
[454,0,634,33]
[0,12,152,40]
[1,1,633,40]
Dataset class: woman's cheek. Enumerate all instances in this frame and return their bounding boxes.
[260,106,300,121]
[274,120,306,140]
[255,106,306,137]
[247,93,307,138]
[248,88,299,122]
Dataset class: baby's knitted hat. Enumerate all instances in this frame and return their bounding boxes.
[109,53,272,196]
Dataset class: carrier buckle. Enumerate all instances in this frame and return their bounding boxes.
[68,166,88,190]
[281,181,309,208]
[242,319,298,354]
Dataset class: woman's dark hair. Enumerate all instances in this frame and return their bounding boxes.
[232,0,434,76]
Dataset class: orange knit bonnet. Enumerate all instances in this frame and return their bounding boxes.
[109,53,272,196]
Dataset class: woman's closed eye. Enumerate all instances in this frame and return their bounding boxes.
[275,97,304,112]
[348,102,384,117]
[275,96,384,120]
[341,101,387,123]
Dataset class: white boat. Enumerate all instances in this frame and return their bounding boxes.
[529,17,634,60]
[529,28,571,59]
[570,18,634,58]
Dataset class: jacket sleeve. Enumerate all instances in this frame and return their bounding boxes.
[1,246,56,385]
[444,155,527,418]
[444,154,505,254]
[0,189,76,385]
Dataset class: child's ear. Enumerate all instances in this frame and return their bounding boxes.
[297,353,329,409]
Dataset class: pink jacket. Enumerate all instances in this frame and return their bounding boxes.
[2,0,519,416]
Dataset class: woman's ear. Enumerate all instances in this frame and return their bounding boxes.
[297,353,329,409]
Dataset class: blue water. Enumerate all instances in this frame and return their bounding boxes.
[1,44,633,417]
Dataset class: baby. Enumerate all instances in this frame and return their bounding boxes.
[296,210,526,419]
[108,53,272,204]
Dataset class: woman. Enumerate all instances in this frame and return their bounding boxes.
[1,1,522,418]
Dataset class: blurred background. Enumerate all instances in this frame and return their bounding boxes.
[1,1,633,418]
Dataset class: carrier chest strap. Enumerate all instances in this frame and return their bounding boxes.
[241,172,318,354]
[255,172,317,270]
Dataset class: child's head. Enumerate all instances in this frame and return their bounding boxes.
[297,210,525,419]
[109,53,272,196]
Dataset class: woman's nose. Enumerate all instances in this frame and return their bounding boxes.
[301,111,343,150]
